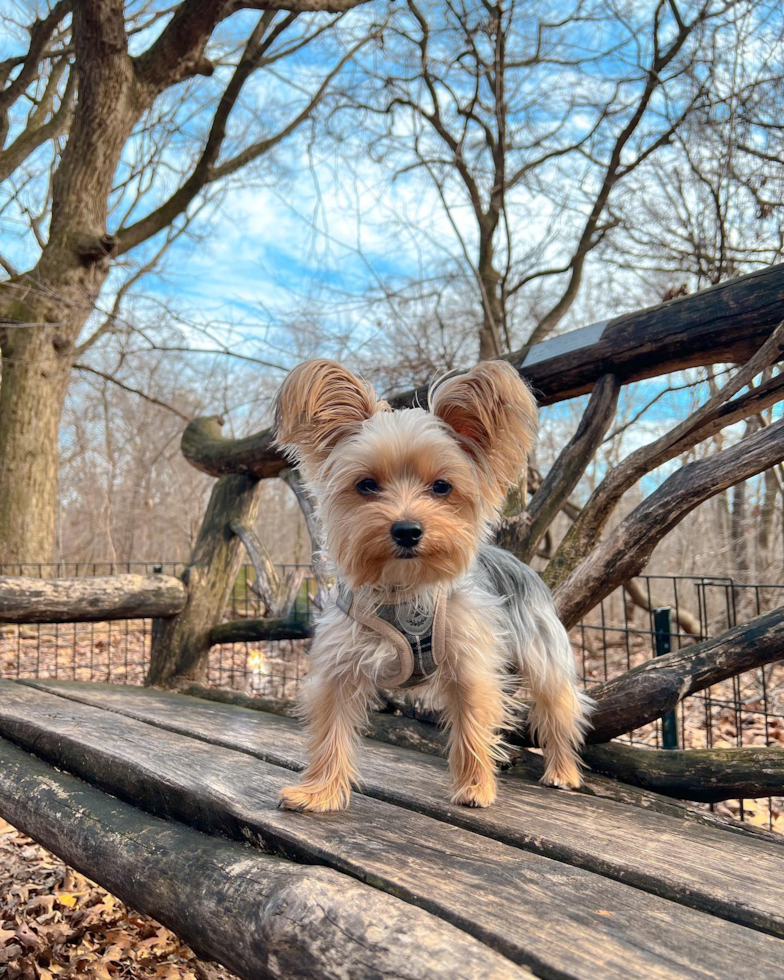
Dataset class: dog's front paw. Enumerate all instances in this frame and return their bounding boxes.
[451,779,497,809]
[541,763,582,790]
[277,783,349,813]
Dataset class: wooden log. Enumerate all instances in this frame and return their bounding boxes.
[210,617,313,644]
[497,374,620,562]
[554,417,784,627]
[182,263,784,479]
[583,605,784,743]
[0,738,523,980]
[181,416,286,480]
[146,474,261,689]
[8,680,784,959]
[0,574,186,624]
[583,743,784,804]
[545,325,784,589]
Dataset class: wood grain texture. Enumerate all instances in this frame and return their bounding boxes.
[0,574,186,623]
[0,737,525,980]
[146,473,261,688]
[58,680,784,843]
[182,264,784,479]
[4,683,784,979]
[18,681,784,945]
[583,742,784,803]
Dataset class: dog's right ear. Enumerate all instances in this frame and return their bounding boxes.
[274,359,378,467]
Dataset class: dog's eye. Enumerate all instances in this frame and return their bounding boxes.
[356,477,380,496]
[431,479,453,496]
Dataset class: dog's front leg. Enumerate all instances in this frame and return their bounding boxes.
[278,654,373,813]
[441,643,508,809]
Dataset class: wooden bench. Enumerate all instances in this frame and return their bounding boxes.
[0,679,782,979]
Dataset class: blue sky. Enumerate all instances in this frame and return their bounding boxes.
[2,0,781,451]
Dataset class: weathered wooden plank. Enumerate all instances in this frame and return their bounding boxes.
[178,684,784,841]
[0,574,186,623]
[26,679,784,937]
[2,682,783,980]
[0,738,524,980]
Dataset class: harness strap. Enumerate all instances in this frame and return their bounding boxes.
[335,584,447,689]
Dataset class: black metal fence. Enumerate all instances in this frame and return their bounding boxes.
[1,563,781,831]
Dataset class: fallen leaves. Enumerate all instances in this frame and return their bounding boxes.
[0,819,237,980]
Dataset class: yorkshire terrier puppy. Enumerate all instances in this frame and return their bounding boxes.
[275,359,592,812]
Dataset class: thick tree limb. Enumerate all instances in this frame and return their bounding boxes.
[497,374,620,562]
[147,474,262,689]
[581,605,784,743]
[394,262,784,408]
[210,617,313,644]
[0,574,186,623]
[182,265,784,479]
[582,743,784,803]
[554,418,784,628]
[181,416,287,479]
[545,321,784,588]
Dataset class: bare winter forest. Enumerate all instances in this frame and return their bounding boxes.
[2,0,784,976]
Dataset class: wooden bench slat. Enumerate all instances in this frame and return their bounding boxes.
[25,679,784,937]
[0,682,782,980]
[0,738,527,980]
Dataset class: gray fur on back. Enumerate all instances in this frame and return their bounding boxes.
[473,544,572,678]
[475,544,550,606]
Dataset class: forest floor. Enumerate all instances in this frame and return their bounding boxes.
[0,819,238,980]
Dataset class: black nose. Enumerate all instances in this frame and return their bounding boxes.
[391,521,423,549]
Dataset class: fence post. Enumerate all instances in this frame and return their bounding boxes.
[653,606,679,750]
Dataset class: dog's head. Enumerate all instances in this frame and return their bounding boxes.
[275,359,537,589]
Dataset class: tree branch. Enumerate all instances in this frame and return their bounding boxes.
[0,0,72,143]
[583,743,784,804]
[119,32,363,254]
[545,321,784,588]
[553,417,784,629]
[581,604,784,743]
[497,374,620,562]
[74,364,191,421]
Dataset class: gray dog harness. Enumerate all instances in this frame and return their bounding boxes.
[336,582,447,689]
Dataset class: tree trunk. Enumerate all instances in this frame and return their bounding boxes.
[477,230,503,359]
[0,315,73,565]
[0,0,140,564]
[146,474,262,689]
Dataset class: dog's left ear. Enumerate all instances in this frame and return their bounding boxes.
[429,361,538,503]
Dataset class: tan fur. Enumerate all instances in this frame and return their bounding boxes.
[429,361,538,511]
[274,359,381,477]
[275,358,587,813]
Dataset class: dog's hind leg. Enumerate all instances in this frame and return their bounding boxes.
[522,601,594,789]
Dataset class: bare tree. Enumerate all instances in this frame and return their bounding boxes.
[343,0,737,358]
[0,0,373,564]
